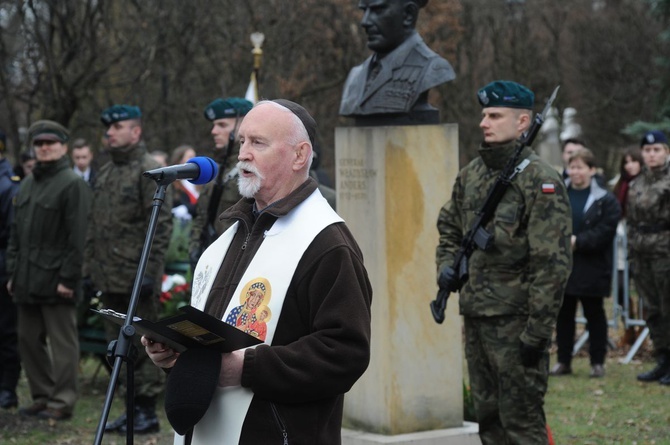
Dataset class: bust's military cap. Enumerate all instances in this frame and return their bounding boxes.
[477,80,534,109]
[28,120,70,143]
[640,130,668,147]
[203,98,253,121]
[100,105,142,126]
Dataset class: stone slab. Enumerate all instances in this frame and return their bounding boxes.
[342,423,481,445]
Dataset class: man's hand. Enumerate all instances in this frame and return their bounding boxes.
[519,341,544,368]
[218,350,245,387]
[141,335,179,369]
[438,265,460,293]
[57,283,74,299]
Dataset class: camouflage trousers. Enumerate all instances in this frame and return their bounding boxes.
[464,315,549,445]
[632,256,670,352]
[101,292,165,405]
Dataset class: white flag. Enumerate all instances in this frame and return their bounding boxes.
[245,71,258,104]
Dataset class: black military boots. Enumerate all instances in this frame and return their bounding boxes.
[637,350,670,383]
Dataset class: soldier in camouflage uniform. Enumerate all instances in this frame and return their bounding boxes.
[84,105,173,434]
[627,130,670,385]
[188,97,252,269]
[436,81,572,445]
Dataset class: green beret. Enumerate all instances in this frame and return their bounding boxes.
[203,97,253,121]
[477,80,534,109]
[100,105,142,126]
[28,120,70,143]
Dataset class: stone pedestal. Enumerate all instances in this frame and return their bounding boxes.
[335,124,463,436]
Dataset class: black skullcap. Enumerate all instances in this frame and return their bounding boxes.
[271,99,317,147]
[164,348,221,435]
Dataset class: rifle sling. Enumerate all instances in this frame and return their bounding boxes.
[473,156,532,240]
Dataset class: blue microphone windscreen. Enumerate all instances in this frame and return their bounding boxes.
[187,157,218,185]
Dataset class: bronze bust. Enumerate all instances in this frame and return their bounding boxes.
[339,0,455,126]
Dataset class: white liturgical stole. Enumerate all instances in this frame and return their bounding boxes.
[174,189,342,445]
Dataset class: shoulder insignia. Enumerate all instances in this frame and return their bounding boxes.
[541,183,556,194]
[10,175,20,182]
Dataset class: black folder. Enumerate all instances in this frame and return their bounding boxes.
[95,305,263,353]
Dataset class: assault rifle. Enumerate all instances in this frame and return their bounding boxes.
[430,86,560,324]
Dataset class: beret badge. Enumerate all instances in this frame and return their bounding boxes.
[478,90,489,105]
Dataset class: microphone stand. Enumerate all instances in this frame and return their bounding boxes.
[93,180,170,445]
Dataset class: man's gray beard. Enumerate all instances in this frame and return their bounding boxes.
[238,175,262,198]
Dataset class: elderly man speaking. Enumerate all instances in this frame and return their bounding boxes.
[143,99,373,444]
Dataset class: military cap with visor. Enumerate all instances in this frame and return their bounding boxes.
[28,120,70,143]
[477,80,535,109]
[203,97,253,121]
[100,105,142,126]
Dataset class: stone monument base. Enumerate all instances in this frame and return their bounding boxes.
[342,423,481,445]
[336,124,462,435]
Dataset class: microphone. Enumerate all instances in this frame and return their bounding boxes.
[143,156,219,185]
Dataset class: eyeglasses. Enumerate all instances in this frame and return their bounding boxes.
[33,140,59,147]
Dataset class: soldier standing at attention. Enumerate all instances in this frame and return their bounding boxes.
[188,97,251,268]
[436,81,572,445]
[627,130,670,385]
[84,105,173,434]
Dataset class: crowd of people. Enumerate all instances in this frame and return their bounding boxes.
[0,96,355,443]
[0,85,668,443]
[0,89,666,445]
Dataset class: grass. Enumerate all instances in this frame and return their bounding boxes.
[545,333,670,445]
[0,354,175,445]
[1,331,669,444]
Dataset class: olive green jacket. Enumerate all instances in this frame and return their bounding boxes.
[436,143,573,347]
[7,156,92,304]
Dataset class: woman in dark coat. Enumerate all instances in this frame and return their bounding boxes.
[551,148,621,378]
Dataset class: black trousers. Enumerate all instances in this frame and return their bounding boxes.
[0,281,21,392]
[556,294,608,366]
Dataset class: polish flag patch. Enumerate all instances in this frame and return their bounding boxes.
[542,183,556,194]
